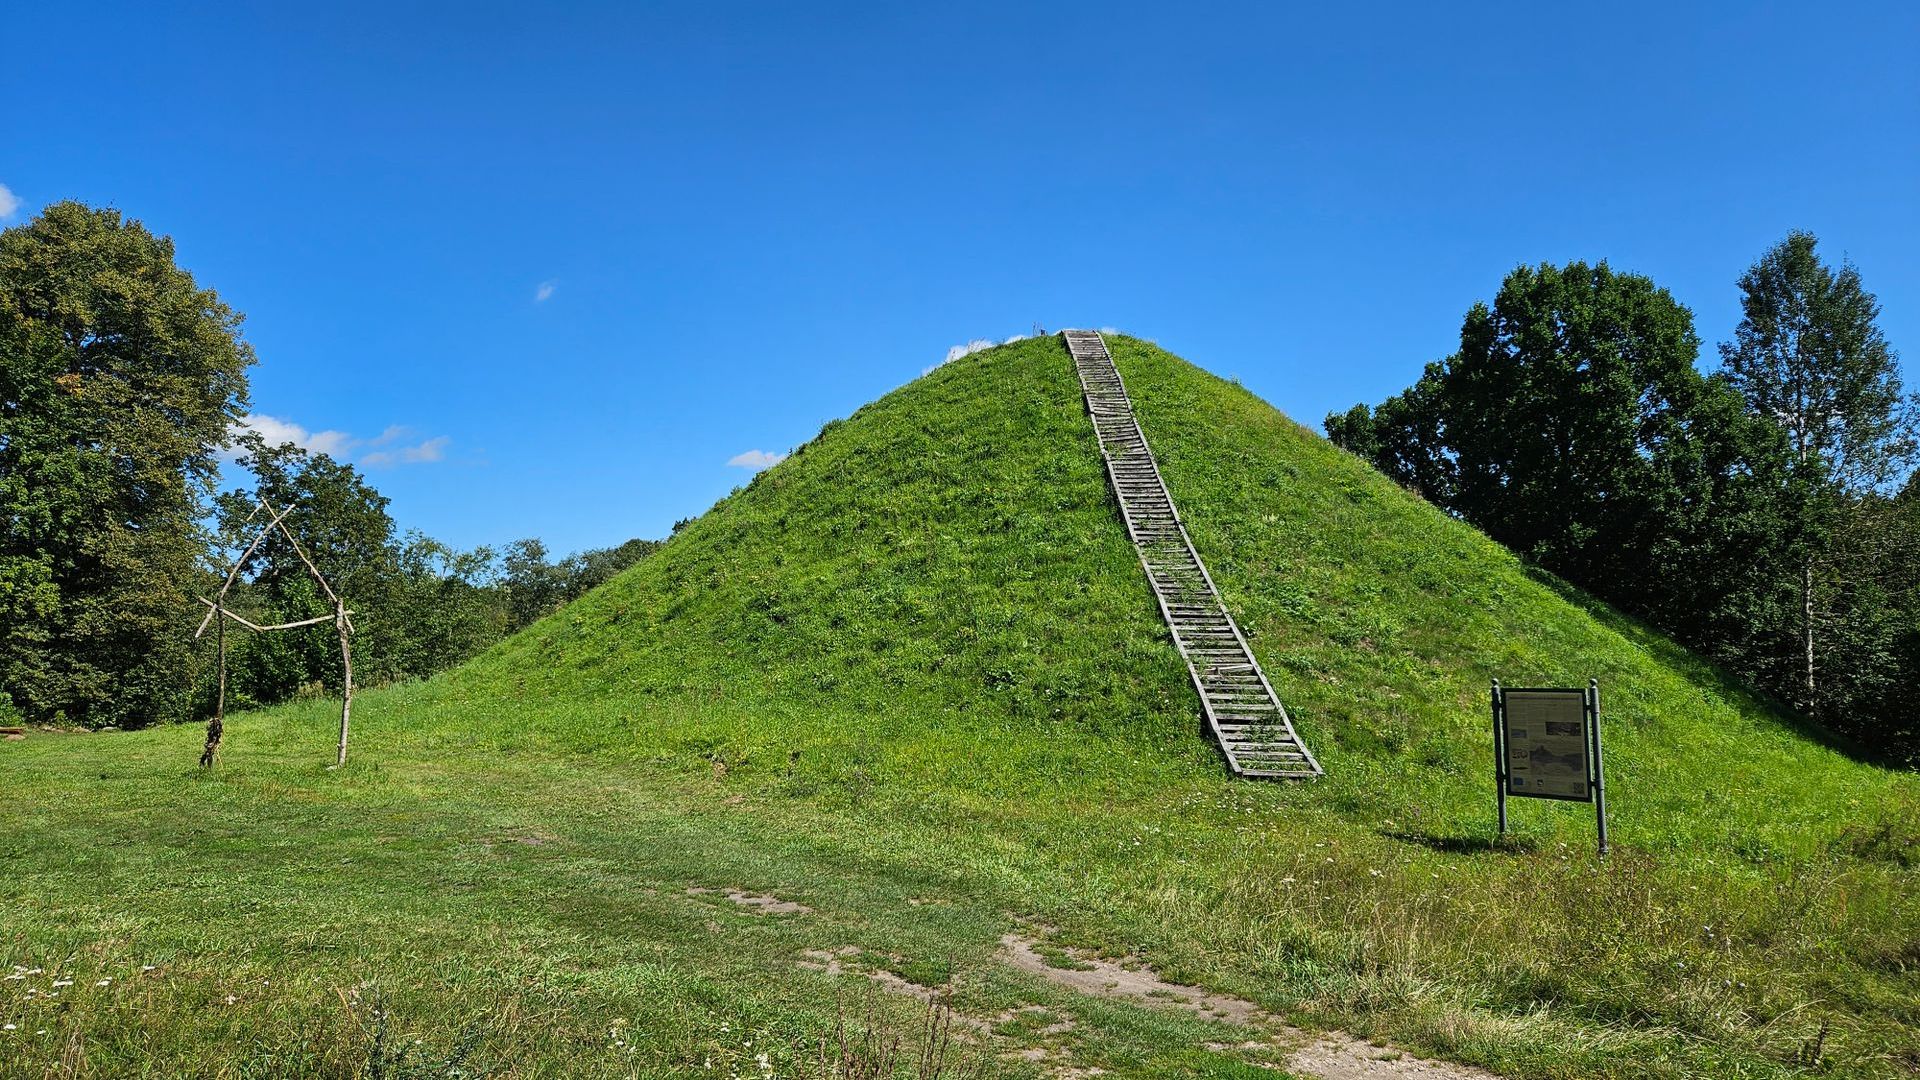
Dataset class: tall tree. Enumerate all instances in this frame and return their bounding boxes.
[1440,262,1708,591]
[1326,260,1802,711]
[1327,262,1786,625]
[1719,232,1916,707]
[0,203,254,726]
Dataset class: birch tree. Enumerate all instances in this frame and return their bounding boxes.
[1720,232,1915,708]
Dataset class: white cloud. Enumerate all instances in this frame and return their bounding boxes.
[0,184,19,219]
[727,449,787,470]
[923,332,1032,377]
[231,414,448,467]
[535,281,556,303]
[946,338,995,364]
[362,436,449,467]
[234,414,355,457]
[1098,326,1120,335]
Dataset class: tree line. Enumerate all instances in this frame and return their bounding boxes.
[0,202,656,729]
[1327,236,1918,763]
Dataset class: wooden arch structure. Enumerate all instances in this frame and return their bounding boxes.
[195,497,355,768]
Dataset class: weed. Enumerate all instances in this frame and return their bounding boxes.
[356,989,488,1080]
[818,996,982,1080]
[1834,793,1920,868]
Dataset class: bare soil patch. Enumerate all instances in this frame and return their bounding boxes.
[684,886,811,915]
[798,946,986,1031]
[998,933,1261,1026]
[998,933,1500,1080]
[724,890,810,915]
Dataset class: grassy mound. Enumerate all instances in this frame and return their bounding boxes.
[3,335,1915,1078]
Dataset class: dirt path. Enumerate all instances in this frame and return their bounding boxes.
[998,934,1501,1080]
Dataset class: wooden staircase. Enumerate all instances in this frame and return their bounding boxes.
[1063,330,1323,780]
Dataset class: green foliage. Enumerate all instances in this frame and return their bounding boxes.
[227,619,310,708]
[1722,231,1915,495]
[498,536,659,633]
[0,202,254,727]
[1326,261,1790,631]
[1811,479,1920,759]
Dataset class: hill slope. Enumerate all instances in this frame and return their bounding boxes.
[2,334,1914,1079]
[461,333,1888,854]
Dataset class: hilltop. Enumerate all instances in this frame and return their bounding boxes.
[2,335,1914,1078]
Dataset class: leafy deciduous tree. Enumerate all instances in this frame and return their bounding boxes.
[0,202,254,727]
[1327,261,1792,648]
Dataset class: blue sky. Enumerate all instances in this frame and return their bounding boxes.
[6,3,1915,554]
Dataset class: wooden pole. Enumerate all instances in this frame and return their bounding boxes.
[200,601,227,768]
[334,601,353,768]
[194,503,287,639]
[197,597,345,632]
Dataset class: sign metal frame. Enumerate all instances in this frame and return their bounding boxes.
[1491,678,1608,855]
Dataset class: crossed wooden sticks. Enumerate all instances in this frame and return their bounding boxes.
[195,497,356,768]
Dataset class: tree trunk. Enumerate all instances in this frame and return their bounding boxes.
[334,605,353,768]
[200,607,226,767]
[1802,558,1817,710]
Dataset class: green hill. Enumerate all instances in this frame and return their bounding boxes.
[3,335,1915,1079]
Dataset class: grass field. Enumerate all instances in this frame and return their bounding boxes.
[4,335,1917,1078]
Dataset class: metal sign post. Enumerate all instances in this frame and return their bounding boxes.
[1589,679,1608,855]
[1492,678,1609,855]
[1491,679,1507,836]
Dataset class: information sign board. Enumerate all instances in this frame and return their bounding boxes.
[1490,679,1609,855]
[1502,690,1590,801]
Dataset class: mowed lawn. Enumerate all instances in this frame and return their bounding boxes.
[3,689,1915,1080]
[4,336,1918,1078]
